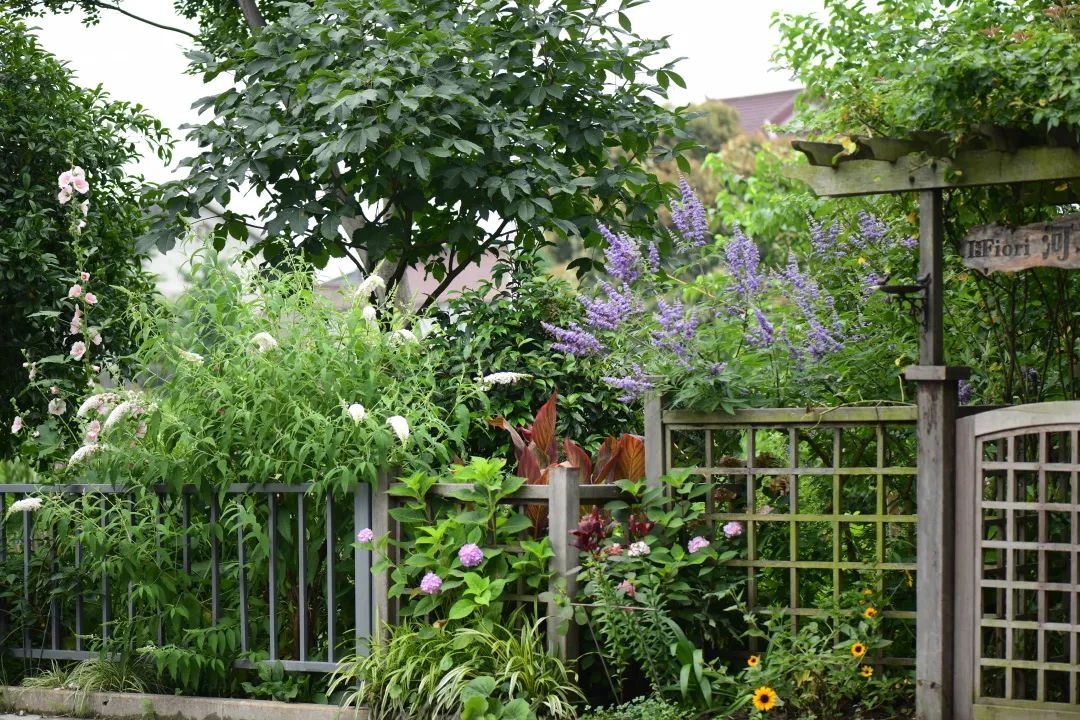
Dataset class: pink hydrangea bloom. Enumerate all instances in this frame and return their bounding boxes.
[11,416,23,434]
[616,579,636,598]
[688,536,711,553]
[68,284,83,298]
[70,341,87,361]
[84,293,97,305]
[356,528,375,543]
[722,521,744,539]
[458,543,484,568]
[419,572,443,595]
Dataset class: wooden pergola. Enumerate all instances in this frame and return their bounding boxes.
[786,137,1080,720]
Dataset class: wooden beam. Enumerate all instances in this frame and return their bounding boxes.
[785,146,1080,197]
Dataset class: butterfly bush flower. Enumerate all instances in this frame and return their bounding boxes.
[356,528,375,543]
[8,497,42,514]
[670,176,709,247]
[599,224,643,284]
[77,393,117,418]
[178,350,204,364]
[103,400,140,433]
[390,328,419,345]
[10,416,22,434]
[47,398,67,416]
[347,404,367,423]
[481,372,530,386]
[627,541,650,557]
[419,572,443,595]
[354,274,386,300]
[458,543,484,568]
[688,536,711,553]
[251,332,279,352]
[386,416,410,443]
[361,305,378,323]
[67,443,103,468]
[723,521,744,539]
[541,321,602,356]
[616,579,636,598]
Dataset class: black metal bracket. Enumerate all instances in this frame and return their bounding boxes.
[876,274,931,330]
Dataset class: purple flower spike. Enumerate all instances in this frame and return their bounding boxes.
[651,299,699,363]
[458,543,484,568]
[419,572,443,595]
[747,308,774,348]
[542,321,602,356]
[599,224,643,284]
[579,282,639,331]
[647,242,660,273]
[670,176,709,247]
[602,365,654,403]
[958,379,974,405]
[725,228,765,298]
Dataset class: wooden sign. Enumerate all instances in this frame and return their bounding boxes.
[962,214,1080,273]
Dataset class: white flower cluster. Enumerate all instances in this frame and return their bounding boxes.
[8,497,43,514]
[480,372,531,387]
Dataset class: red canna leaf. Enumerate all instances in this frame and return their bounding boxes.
[563,438,593,483]
[531,391,559,466]
[592,437,624,484]
[616,434,646,481]
[487,416,527,464]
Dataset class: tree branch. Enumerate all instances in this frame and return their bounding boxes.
[91,1,197,38]
[237,0,267,30]
[418,218,512,311]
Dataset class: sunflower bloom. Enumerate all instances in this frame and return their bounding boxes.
[861,665,874,678]
[747,655,760,667]
[851,641,867,658]
[864,607,878,620]
[751,686,778,712]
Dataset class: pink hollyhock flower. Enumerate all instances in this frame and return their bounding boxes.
[356,528,375,543]
[419,572,442,595]
[47,398,67,416]
[69,306,82,335]
[84,293,97,305]
[68,284,82,298]
[70,341,87,361]
[723,521,744,539]
[58,187,72,204]
[89,328,102,346]
[71,166,85,179]
[58,171,74,188]
[79,271,90,282]
[458,543,484,568]
[617,579,636,598]
[688,536,711,553]
[50,386,60,395]
[79,201,89,217]
[135,422,147,439]
[72,176,89,194]
[11,416,23,434]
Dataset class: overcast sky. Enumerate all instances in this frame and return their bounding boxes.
[30,0,827,182]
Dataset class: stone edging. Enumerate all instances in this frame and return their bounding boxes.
[0,686,368,720]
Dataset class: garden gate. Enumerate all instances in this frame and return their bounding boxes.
[956,403,1080,720]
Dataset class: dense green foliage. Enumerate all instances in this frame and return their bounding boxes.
[0,18,169,459]
[579,696,693,720]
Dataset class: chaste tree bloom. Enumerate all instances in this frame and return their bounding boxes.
[347,403,367,423]
[458,543,484,568]
[481,372,530,386]
[669,176,709,247]
[419,572,443,595]
[687,536,711,553]
[356,528,375,543]
[627,541,650,557]
[8,497,43,514]
[722,521,744,539]
[386,415,410,443]
[541,321,602,356]
[251,332,279,352]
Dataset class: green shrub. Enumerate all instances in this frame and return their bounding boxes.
[579,696,693,720]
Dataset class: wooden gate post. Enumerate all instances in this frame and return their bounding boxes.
[906,188,970,720]
[547,466,580,660]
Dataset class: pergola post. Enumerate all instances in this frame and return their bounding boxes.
[906,189,966,720]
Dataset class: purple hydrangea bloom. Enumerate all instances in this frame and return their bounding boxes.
[458,543,484,568]
[356,528,375,544]
[579,282,639,331]
[419,572,443,595]
[647,242,660,273]
[670,177,709,247]
[958,379,973,406]
[722,521,744,539]
[687,536,711,553]
[602,365,654,402]
[542,321,602,356]
[725,228,765,298]
[599,224,643,284]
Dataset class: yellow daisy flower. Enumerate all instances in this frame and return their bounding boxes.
[851,641,867,658]
[863,588,873,597]
[747,655,760,667]
[752,686,779,712]
[861,665,874,678]
[864,607,878,620]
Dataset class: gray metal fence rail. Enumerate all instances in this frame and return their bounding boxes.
[1,481,374,673]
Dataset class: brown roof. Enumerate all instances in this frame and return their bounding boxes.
[721,88,801,136]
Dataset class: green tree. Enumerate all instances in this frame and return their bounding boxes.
[0,17,170,459]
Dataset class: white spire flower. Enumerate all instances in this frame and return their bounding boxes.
[354,274,386,300]
[481,372,531,387]
[67,443,104,468]
[251,332,279,352]
[347,404,367,423]
[77,393,116,418]
[386,416,410,444]
[389,328,419,345]
[361,305,378,324]
[178,350,204,364]
[103,400,138,433]
[8,497,43,514]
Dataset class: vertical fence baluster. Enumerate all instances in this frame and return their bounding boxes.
[354,483,372,654]
[50,520,60,650]
[210,493,221,625]
[372,471,391,643]
[268,492,277,661]
[1,493,7,644]
[101,495,110,642]
[325,494,335,663]
[238,499,249,654]
[127,494,135,625]
[22,502,32,656]
[75,492,84,651]
[155,491,165,646]
[547,467,579,660]
[298,493,307,662]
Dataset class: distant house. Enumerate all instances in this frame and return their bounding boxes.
[720,88,801,137]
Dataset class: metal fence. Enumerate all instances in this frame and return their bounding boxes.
[645,403,920,663]
[1,482,374,673]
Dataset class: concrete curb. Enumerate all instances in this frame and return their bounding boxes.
[0,686,368,720]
